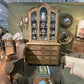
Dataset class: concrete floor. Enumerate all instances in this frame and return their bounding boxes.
[0,60,60,84]
[23,65,61,84]
[0,62,11,84]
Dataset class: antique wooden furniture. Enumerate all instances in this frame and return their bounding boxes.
[10,58,24,82]
[25,3,60,65]
[4,40,15,56]
[5,45,15,56]
[33,72,53,84]
[5,43,25,82]
[25,42,60,65]
[72,39,84,53]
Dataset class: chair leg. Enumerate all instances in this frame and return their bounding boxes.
[23,67,24,72]
[10,75,13,82]
[60,79,61,84]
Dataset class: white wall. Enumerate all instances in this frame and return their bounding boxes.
[74,0,84,2]
[68,0,74,2]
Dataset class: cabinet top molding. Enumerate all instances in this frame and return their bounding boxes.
[28,3,60,12]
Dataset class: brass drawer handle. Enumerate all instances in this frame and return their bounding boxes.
[42,62,44,64]
[41,57,44,59]
[42,51,44,54]
[41,47,44,49]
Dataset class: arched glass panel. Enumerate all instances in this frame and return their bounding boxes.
[31,11,37,40]
[50,12,56,40]
[39,7,47,40]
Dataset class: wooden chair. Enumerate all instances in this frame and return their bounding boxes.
[5,43,25,82]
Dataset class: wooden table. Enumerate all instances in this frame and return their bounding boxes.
[33,72,53,84]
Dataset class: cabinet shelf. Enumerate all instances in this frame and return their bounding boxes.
[40,20,47,22]
[32,33,37,35]
[50,33,55,34]
[40,33,47,34]
[32,27,37,28]
[50,27,55,29]
[31,20,37,21]
[51,20,55,22]
[40,27,47,28]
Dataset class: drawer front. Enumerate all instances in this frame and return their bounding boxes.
[73,40,84,46]
[28,46,42,50]
[28,56,59,61]
[28,60,59,65]
[28,51,58,55]
[28,45,59,50]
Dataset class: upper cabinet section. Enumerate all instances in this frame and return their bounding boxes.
[28,3,60,42]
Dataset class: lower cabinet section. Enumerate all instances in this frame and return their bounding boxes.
[28,56,59,61]
[25,42,60,65]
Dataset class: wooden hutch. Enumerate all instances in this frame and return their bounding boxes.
[25,3,60,65]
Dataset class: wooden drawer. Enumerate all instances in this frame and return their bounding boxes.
[28,60,59,65]
[73,40,84,46]
[28,45,59,50]
[28,56,59,61]
[28,51,58,55]
[25,43,60,65]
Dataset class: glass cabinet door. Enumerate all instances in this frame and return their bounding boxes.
[50,12,56,40]
[31,11,37,40]
[39,7,48,40]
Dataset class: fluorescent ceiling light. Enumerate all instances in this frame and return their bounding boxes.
[0,18,2,20]
[0,9,2,11]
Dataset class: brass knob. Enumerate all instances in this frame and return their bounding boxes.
[42,51,44,54]
[41,47,44,49]
[42,57,44,59]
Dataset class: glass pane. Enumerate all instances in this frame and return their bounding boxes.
[50,28,55,33]
[31,11,37,21]
[39,34,47,40]
[50,34,55,40]
[31,21,37,27]
[31,11,37,40]
[32,28,37,34]
[40,7,47,21]
[50,12,56,21]
[32,34,37,40]
[50,21,55,28]
[44,34,47,40]
[40,34,44,40]
[40,21,47,27]
[40,28,47,33]
[39,7,47,40]
[50,12,56,40]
